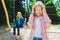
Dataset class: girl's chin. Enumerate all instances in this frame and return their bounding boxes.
[36,15,43,17]
[36,15,40,17]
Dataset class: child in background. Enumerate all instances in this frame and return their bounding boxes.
[28,1,51,40]
[13,12,24,39]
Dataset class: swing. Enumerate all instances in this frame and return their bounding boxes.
[1,0,11,30]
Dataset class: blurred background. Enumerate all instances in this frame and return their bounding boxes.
[0,0,60,26]
[0,0,60,40]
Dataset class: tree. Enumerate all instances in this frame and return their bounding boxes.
[15,0,26,18]
[30,0,36,9]
[46,0,60,17]
[53,1,60,17]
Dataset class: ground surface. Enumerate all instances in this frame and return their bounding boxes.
[0,25,60,40]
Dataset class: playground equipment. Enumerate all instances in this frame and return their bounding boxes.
[1,0,11,30]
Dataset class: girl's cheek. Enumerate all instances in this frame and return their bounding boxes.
[35,10,39,14]
[40,13,43,15]
[35,9,39,14]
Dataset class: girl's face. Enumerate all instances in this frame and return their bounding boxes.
[17,12,22,18]
[35,6,43,17]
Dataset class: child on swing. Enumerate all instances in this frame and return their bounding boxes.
[13,12,24,40]
[28,1,51,40]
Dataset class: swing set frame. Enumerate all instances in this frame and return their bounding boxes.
[1,0,11,30]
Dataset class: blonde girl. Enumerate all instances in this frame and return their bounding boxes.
[13,12,24,39]
[28,1,51,40]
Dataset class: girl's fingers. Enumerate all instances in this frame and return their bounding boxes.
[41,4,45,9]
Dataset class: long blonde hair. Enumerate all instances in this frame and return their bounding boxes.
[16,12,23,18]
[32,1,50,20]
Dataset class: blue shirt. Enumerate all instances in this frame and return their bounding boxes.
[14,18,24,28]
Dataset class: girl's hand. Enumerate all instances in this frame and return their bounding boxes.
[46,22,51,30]
[41,4,45,9]
[28,14,34,28]
[41,4,46,14]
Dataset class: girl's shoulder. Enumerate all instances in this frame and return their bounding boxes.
[20,18,24,20]
[20,17,24,19]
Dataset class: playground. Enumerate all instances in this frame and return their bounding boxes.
[0,0,60,40]
[0,25,60,40]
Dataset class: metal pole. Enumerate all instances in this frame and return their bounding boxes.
[1,0,11,30]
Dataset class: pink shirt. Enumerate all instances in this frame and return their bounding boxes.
[33,17,42,38]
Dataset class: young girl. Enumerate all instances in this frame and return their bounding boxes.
[13,12,24,39]
[28,1,51,40]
